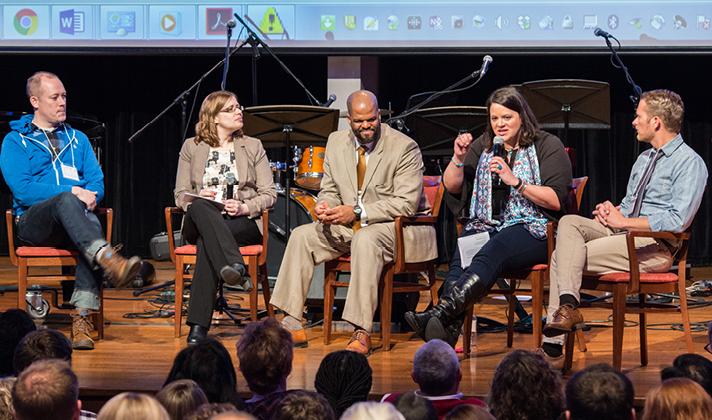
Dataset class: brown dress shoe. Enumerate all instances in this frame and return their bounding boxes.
[543,304,585,337]
[289,328,309,348]
[71,314,95,350]
[534,347,564,370]
[345,329,371,355]
[97,247,142,288]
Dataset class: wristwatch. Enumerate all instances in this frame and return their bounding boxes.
[353,204,362,220]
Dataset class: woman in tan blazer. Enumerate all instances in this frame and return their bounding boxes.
[174,91,276,344]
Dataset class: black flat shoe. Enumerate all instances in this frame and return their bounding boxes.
[220,263,251,289]
[404,311,430,341]
[187,324,209,345]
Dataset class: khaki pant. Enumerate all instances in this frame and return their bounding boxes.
[270,221,395,331]
[543,215,672,345]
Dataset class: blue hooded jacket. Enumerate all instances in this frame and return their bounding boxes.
[0,114,104,216]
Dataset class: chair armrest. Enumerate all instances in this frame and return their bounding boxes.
[5,210,17,266]
[393,214,438,271]
[626,230,689,241]
[624,230,690,292]
[398,215,438,226]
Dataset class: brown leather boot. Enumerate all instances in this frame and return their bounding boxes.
[96,247,141,288]
[71,314,95,350]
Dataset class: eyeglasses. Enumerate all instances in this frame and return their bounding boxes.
[220,105,244,114]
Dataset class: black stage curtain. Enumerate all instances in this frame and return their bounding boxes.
[0,53,709,266]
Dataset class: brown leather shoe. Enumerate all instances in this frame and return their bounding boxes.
[71,314,95,350]
[289,328,309,348]
[534,347,564,370]
[97,247,141,288]
[543,304,585,337]
[345,329,371,355]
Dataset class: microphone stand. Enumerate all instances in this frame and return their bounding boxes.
[220,23,235,90]
[127,37,250,144]
[601,35,642,106]
[233,13,321,107]
[386,65,488,132]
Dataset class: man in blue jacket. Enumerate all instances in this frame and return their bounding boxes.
[0,71,141,350]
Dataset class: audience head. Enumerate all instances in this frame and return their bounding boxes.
[340,401,405,420]
[97,392,169,420]
[0,377,17,420]
[565,363,634,420]
[642,377,712,420]
[186,402,238,420]
[489,349,564,420]
[394,391,436,420]
[444,404,496,420]
[165,337,240,406]
[156,379,209,420]
[269,390,335,420]
[13,329,72,374]
[0,309,36,376]
[314,350,372,417]
[12,359,79,420]
[412,339,461,396]
[660,353,712,397]
[236,318,293,396]
[211,412,256,420]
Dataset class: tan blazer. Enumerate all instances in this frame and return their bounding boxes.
[174,135,277,234]
[318,124,437,262]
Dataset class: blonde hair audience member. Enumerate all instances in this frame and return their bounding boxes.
[642,377,712,420]
[97,392,169,420]
[0,377,17,420]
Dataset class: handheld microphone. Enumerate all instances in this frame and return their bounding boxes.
[480,55,493,77]
[593,27,612,38]
[321,94,337,108]
[225,173,237,200]
[491,136,505,186]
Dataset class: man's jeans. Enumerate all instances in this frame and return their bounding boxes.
[16,192,108,311]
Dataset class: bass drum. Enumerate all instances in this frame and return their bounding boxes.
[267,189,317,279]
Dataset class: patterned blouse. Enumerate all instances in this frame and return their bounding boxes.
[465,145,548,239]
[201,147,238,202]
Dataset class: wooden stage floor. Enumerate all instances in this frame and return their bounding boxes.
[1,258,710,410]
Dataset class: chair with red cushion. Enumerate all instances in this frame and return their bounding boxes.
[5,208,112,339]
[322,175,445,351]
[561,229,694,371]
[165,207,274,338]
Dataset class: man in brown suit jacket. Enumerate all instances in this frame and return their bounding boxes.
[270,90,436,354]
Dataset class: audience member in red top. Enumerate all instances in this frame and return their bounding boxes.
[381,340,485,419]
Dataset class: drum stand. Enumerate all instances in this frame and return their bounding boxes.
[242,105,338,241]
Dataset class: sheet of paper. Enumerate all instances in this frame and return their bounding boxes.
[183,192,225,211]
[458,231,490,269]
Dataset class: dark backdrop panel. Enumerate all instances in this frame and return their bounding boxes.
[0,52,709,265]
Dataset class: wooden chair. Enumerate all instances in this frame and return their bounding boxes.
[322,175,445,351]
[165,207,274,338]
[462,176,589,356]
[562,229,694,371]
[5,208,112,339]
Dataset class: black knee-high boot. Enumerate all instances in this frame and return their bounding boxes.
[404,274,489,347]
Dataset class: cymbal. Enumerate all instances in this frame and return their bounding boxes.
[339,109,393,118]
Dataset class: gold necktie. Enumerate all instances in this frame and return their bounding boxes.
[357,146,366,190]
[354,146,367,231]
